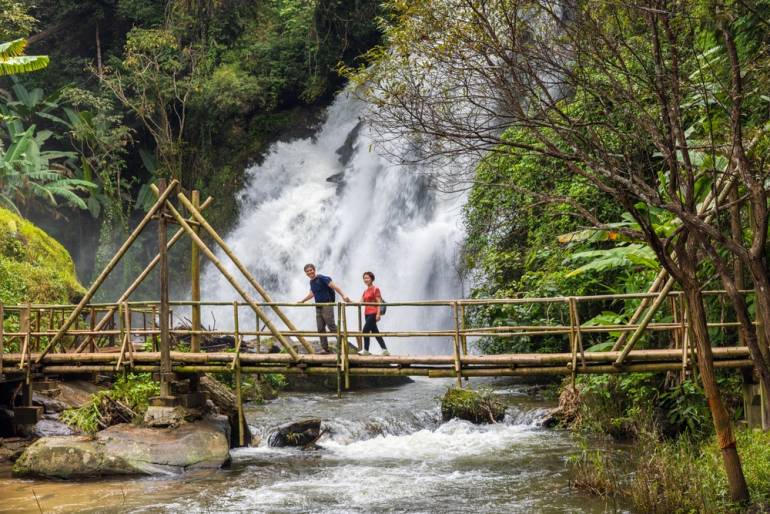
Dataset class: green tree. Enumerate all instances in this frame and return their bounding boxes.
[348,0,770,502]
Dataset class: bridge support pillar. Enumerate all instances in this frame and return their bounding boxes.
[155,179,177,405]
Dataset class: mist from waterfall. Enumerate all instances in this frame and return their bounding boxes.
[200,91,466,354]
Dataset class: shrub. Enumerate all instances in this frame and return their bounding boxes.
[60,373,159,433]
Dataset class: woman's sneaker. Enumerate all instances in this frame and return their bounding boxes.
[381,350,390,356]
[360,350,371,356]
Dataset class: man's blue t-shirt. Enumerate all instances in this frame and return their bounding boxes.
[310,274,335,303]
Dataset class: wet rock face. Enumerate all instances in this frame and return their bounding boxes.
[268,419,322,448]
[440,387,506,424]
[12,416,230,478]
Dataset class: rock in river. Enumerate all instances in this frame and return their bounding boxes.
[440,387,506,424]
[268,419,322,447]
[12,416,230,478]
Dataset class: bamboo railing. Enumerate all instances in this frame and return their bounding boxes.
[0,289,759,390]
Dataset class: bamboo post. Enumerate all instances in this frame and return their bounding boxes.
[124,302,134,368]
[175,192,314,354]
[460,304,468,356]
[614,278,676,366]
[116,303,128,370]
[150,187,299,359]
[34,310,41,351]
[37,179,180,362]
[452,302,463,387]
[232,300,245,445]
[570,298,586,370]
[190,190,202,392]
[158,180,172,398]
[89,306,96,353]
[336,302,342,398]
[19,305,30,370]
[341,305,350,389]
[74,197,213,353]
[23,308,32,397]
[670,295,679,350]
[568,299,578,384]
[151,305,158,352]
[235,362,245,446]
[356,305,363,351]
[231,302,242,370]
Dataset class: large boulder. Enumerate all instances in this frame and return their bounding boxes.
[0,208,84,305]
[440,387,506,424]
[12,416,230,478]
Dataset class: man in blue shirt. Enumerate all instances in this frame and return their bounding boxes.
[298,263,352,353]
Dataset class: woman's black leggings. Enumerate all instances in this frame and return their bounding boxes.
[363,314,387,351]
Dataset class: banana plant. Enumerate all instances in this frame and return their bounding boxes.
[0,121,94,213]
[0,39,48,76]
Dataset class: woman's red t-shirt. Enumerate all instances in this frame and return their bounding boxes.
[362,286,381,315]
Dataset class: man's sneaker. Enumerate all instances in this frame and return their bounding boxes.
[360,350,371,356]
[319,348,331,354]
[381,350,390,356]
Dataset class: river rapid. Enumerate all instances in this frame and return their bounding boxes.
[0,377,623,513]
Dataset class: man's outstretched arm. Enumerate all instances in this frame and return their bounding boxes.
[329,282,351,302]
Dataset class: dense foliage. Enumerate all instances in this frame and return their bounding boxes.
[350,0,770,505]
[0,0,383,289]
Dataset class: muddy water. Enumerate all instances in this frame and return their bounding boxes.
[0,378,623,513]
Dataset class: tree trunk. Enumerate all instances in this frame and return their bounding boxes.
[683,281,749,502]
[199,374,253,447]
[692,220,770,416]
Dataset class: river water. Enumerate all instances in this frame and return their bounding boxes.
[0,378,621,513]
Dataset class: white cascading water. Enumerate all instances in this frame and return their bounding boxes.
[200,91,466,354]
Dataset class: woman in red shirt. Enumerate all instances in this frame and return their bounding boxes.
[360,271,389,355]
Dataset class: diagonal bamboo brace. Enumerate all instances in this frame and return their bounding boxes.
[73,196,214,353]
[610,173,739,355]
[36,179,180,363]
[150,187,299,359]
[175,192,314,353]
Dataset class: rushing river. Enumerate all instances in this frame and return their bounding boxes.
[0,378,621,513]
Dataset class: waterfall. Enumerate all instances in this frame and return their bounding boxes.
[200,91,466,354]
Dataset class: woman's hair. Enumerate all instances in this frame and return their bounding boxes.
[363,271,375,281]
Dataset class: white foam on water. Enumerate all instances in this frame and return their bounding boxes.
[320,418,539,463]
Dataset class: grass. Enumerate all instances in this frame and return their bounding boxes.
[569,428,770,513]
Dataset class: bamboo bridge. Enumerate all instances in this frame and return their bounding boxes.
[0,180,765,432]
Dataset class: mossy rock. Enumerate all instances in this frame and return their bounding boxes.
[441,387,506,424]
[0,208,84,305]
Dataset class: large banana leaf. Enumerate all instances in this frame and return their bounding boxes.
[0,55,50,76]
[0,39,27,58]
[0,39,49,77]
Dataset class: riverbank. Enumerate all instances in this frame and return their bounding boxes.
[0,377,618,513]
[560,373,770,513]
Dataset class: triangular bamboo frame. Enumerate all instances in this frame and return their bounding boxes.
[37,179,312,364]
